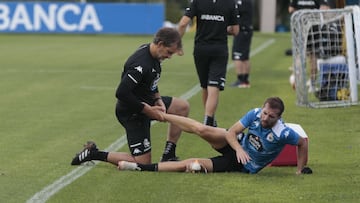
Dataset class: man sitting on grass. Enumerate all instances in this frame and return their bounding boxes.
[118,97,312,175]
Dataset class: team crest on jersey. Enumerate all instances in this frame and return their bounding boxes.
[150,74,160,91]
[249,134,263,151]
[284,129,290,138]
[266,133,274,142]
[134,66,143,73]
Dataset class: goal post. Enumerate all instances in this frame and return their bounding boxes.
[350,5,360,81]
[290,6,360,108]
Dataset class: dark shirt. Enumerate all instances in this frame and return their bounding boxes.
[184,0,239,46]
[115,44,161,114]
[237,0,253,31]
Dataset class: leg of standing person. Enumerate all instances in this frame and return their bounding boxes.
[231,30,252,88]
[232,59,251,88]
[193,54,219,127]
[204,54,228,127]
[202,86,220,127]
[309,53,318,92]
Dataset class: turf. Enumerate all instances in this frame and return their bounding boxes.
[0,32,359,203]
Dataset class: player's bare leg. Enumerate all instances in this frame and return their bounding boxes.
[118,158,214,173]
[165,97,189,143]
[202,86,219,126]
[107,151,149,165]
[163,113,228,149]
[158,158,213,172]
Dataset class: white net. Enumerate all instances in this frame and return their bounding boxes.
[291,7,359,108]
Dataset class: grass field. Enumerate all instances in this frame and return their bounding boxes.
[0,32,359,203]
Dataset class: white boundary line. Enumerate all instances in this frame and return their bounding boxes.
[26,38,275,203]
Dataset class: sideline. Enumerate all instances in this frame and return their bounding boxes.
[26,38,275,203]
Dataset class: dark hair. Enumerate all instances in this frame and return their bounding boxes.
[263,97,285,116]
[153,27,182,50]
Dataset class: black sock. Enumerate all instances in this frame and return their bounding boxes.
[92,151,108,162]
[204,115,216,127]
[213,119,217,127]
[244,74,249,83]
[162,141,176,159]
[204,115,213,126]
[237,74,246,82]
[138,163,158,171]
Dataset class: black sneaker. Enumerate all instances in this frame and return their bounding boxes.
[285,48,292,56]
[237,82,250,88]
[71,141,98,165]
[230,80,241,87]
[160,156,180,162]
[230,80,250,88]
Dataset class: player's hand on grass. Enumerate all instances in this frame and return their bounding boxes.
[296,167,313,175]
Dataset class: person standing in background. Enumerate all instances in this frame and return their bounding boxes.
[288,0,331,92]
[230,0,254,88]
[285,0,331,57]
[288,0,330,14]
[177,0,239,127]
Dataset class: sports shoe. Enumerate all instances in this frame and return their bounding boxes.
[230,80,250,88]
[70,141,98,165]
[118,161,141,171]
[285,48,292,56]
[160,156,180,162]
[230,80,241,87]
[238,82,250,88]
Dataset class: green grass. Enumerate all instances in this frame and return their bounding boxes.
[0,32,359,203]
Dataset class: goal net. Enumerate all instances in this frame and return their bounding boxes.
[290,6,360,108]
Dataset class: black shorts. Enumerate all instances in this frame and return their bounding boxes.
[232,30,253,61]
[193,44,228,90]
[210,144,248,173]
[116,96,172,156]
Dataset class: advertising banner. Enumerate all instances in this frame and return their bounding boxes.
[0,2,164,34]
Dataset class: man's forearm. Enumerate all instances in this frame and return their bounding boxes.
[296,138,308,173]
